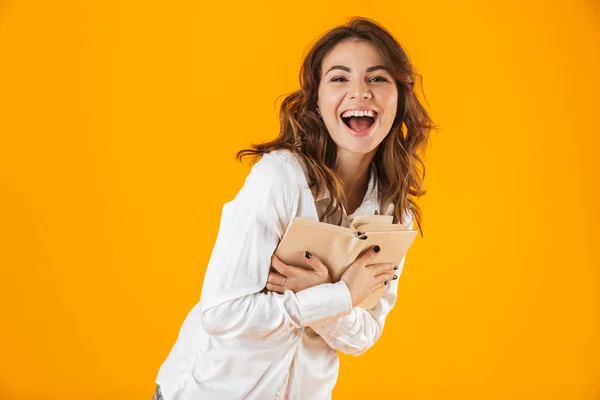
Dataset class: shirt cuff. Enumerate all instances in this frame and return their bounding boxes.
[312,305,358,337]
[295,280,353,327]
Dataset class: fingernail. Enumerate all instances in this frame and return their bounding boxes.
[384,280,390,285]
[393,265,399,270]
[373,245,381,253]
[305,251,312,259]
[393,275,398,280]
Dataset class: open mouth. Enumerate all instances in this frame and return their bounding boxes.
[340,112,378,133]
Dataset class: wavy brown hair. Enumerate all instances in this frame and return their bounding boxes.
[237,17,436,237]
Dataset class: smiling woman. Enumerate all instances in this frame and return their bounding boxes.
[317,40,400,157]
[153,17,435,400]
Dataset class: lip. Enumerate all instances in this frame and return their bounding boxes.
[339,107,379,137]
[340,114,379,137]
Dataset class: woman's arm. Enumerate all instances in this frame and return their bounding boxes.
[198,154,353,340]
[309,214,414,356]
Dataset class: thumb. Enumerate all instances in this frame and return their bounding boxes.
[359,244,381,265]
[302,251,328,275]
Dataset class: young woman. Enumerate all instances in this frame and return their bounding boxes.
[153,17,434,400]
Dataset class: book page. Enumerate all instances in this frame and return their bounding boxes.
[349,214,394,230]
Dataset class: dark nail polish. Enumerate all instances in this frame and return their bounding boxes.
[393,265,399,270]
[373,245,381,253]
[384,280,390,285]
[393,275,398,280]
[305,251,312,259]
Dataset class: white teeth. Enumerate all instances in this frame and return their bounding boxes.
[341,110,375,118]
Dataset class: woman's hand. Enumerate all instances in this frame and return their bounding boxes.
[266,252,331,294]
[341,245,399,307]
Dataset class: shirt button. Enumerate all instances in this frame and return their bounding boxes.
[295,328,303,336]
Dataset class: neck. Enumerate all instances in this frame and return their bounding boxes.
[335,149,376,207]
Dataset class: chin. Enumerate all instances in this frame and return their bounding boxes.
[334,129,387,157]
[336,138,380,156]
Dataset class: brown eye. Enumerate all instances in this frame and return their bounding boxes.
[369,76,389,82]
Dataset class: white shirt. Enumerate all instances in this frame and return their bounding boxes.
[155,149,414,400]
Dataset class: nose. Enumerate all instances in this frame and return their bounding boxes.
[348,80,372,100]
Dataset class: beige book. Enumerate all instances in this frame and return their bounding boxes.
[274,214,418,310]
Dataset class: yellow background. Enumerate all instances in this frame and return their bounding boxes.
[0,1,598,399]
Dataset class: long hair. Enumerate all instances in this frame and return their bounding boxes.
[237,17,436,237]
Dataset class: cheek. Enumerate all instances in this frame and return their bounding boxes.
[319,88,342,106]
[319,96,344,124]
[387,99,399,117]
[381,90,399,116]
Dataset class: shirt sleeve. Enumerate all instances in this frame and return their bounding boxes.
[197,153,353,340]
[309,211,415,356]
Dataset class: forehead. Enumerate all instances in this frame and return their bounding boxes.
[322,40,386,71]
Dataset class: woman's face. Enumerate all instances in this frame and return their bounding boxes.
[317,39,398,158]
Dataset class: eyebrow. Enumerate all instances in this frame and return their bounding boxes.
[325,65,388,74]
